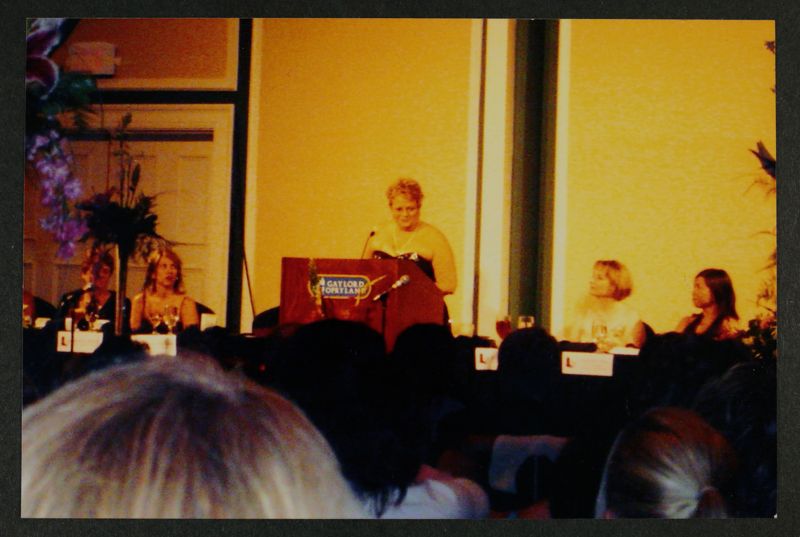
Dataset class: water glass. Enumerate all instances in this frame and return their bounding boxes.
[149,311,163,334]
[163,305,179,334]
[517,315,535,329]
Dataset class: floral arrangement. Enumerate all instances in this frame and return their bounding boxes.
[26,18,95,258]
[77,112,166,262]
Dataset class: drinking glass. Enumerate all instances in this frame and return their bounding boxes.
[149,311,163,334]
[495,314,512,340]
[517,315,535,329]
[592,320,608,350]
[163,305,179,334]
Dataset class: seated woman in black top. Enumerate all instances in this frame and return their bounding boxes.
[58,247,129,329]
[676,268,740,340]
[363,178,457,295]
[130,249,199,333]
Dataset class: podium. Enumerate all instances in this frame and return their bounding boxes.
[280,257,445,349]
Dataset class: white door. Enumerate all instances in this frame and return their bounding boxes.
[24,104,234,325]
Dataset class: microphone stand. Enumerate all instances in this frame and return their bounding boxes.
[360,229,376,259]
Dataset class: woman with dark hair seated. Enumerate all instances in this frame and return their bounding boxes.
[58,246,130,329]
[270,319,488,519]
[595,407,737,518]
[676,268,740,340]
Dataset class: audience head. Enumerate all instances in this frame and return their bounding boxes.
[144,248,185,293]
[596,407,737,518]
[22,355,363,518]
[270,319,422,517]
[627,332,751,415]
[693,268,738,320]
[496,327,561,403]
[391,323,459,401]
[82,246,115,289]
[591,260,633,301]
[694,359,776,516]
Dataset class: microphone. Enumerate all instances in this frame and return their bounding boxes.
[62,284,92,310]
[360,228,377,258]
[372,275,411,302]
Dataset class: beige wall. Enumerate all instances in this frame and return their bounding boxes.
[250,18,476,317]
[556,20,776,333]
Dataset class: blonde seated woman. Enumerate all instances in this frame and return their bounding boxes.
[363,178,457,295]
[563,259,646,349]
[130,249,199,333]
[21,355,366,518]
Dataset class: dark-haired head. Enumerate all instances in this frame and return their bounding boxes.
[694,359,776,517]
[626,332,751,416]
[695,268,738,320]
[270,319,422,516]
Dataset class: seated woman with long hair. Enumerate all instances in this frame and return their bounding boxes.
[22,355,365,518]
[595,407,737,518]
[676,268,740,340]
[563,260,646,349]
[130,249,199,333]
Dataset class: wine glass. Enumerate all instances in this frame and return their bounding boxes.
[163,305,179,334]
[85,301,98,331]
[495,314,512,340]
[592,320,608,351]
[517,315,535,329]
[149,310,163,334]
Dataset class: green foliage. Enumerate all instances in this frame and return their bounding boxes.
[77,114,168,262]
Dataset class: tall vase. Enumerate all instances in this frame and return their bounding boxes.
[114,244,130,336]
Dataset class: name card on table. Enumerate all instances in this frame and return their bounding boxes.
[561,351,614,377]
[609,346,639,356]
[475,347,499,371]
[57,330,104,354]
[131,334,178,357]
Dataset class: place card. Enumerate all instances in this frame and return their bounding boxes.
[610,346,639,356]
[57,330,104,354]
[475,347,499,371]
[200,313,217,331]
[131,334,178,357]
[561,351,614,377]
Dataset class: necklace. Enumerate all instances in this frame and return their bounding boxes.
[393,226,417,254]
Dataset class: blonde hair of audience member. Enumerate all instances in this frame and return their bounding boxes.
[564,260,645,347]
[595,407,736,519]
[363,178,457,294]
[130,249,199,332]
[22,355,366,518]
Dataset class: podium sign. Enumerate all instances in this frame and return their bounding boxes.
[280,257,444,349]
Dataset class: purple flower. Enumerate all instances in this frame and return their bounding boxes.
[26,134,51,160]
[63,176,82,200]
[26,21,65,96]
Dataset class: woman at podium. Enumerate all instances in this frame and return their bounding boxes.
[363,178,457,295]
